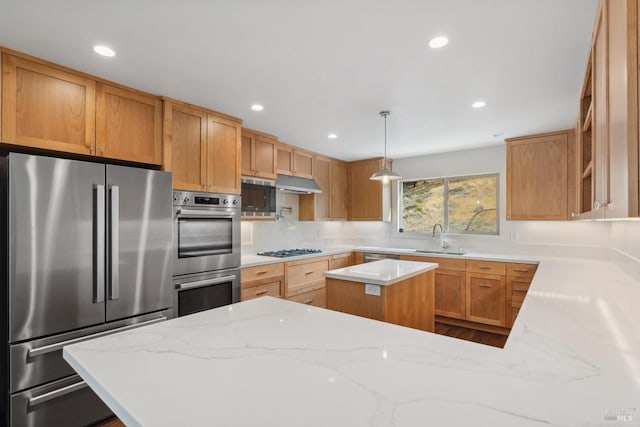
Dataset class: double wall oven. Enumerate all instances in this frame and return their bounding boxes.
[172,191,241,317]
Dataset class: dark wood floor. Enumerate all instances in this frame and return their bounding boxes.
[434,322,508,348]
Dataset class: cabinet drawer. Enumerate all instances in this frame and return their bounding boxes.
[510,280,531,303]
[466,260,506,275]
[511,301,522,324]
[241,281,281,301]
[288,287,326,308]
[506,263,537,278]
[241,263,284,282]
[286,259,329,296]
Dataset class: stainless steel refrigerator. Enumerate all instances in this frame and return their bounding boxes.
[1,153,173,427]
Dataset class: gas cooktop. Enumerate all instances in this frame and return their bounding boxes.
[258,249,322,258]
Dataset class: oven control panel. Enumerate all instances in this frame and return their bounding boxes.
[173,191,241,208]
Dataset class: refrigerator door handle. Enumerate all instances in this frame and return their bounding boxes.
[109,185,120,300]
[94,185,105,303]
[27,380,88,407]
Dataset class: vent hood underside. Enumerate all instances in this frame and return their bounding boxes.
[275,174,322,194]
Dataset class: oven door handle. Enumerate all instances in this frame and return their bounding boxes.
[177,209,235,218]
[175,275,237,291]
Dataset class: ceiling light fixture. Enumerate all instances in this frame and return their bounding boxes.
[472,100,486,108]
[328,133,338,139]
[251,104,264,111]
[370,110,401,184]
[428,36,449,49]
[93,45,115,57]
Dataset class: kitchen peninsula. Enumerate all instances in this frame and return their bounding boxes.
[62,254,640,427]
[324,259,438,332]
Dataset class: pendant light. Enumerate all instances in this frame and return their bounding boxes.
[370,110,401,183]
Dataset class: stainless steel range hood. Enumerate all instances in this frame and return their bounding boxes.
[275,174,322,194]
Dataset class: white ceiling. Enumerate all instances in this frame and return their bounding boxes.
[0,0,598,161]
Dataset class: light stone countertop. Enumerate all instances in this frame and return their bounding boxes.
[63,256,640,427]
[323,259,438,285]
[241,246,538,268]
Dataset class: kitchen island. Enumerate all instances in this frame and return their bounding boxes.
[324,259,438,332]
[63,256,640,427]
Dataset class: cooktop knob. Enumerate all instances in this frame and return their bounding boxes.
[224,199,229,204]
[232,199,238,205]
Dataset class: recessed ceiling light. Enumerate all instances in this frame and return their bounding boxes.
[472,100,486,108]
[428,36,449,49]
[93,45,115,57]
[328,133,338,139]
[250,104,264,111]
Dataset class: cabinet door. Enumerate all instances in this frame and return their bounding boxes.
[96,84,162,165]
[592,3,608,218]
[293,149,314,178]
[241,280,282,301]
[434,269,466,319]
[330,159,348,219]
[314,155,331,218]
[163,101,207,191]
[241,130,255,177]
[506,132,569,220]
[277,143,294,175]
[329,253,353,270]
[1,54,95,155]
[254,135,277,179]
[288,287,326,308]
[206,113,241,194]
[466,272,506,327]
[350,158,383,220]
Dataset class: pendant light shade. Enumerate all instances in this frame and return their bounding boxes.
[370,110,402,183]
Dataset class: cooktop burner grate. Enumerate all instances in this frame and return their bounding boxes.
[258,249,322,258]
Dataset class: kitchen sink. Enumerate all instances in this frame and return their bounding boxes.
[415,250,466,256]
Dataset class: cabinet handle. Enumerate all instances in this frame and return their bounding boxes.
[256,271,269,275]
[305,271,314,275]
[571,212,576,218]
[514,268,529,273]
[89,144,95,154]
[478,266,491,270]
[99,146,104,154]
[514,289,527,293]
[255,290,268,296]
[594,200,603,209]
[304,299,314,304]
[479,284,492,288]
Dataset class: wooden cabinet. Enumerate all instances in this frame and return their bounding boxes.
[241,128,277,179]
[575,0,640,219]
[506,130,575,220]
[349,157,390,221]
[329,252,353,270]
[287,287,326,308]
[506,263,537,327]
[1,53,96,155]
[162,100,207,191]
[466,272,506,327]
[96,83,162,165]
[163,98,242,193]
[276,143,314,178]
[284,256,329,308]
[299,157,348,221]
[401,255,466,320]
[240,263,284,301]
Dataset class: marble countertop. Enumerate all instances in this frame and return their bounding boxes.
[323,259,438,285]
[241,246,538,268]
[63,256,640,426]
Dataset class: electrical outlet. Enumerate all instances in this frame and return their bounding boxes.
[365,284,381,296]
[510,231,520,241]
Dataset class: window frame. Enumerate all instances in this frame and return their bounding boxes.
[397,172,500,236]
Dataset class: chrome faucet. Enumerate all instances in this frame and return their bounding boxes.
[432,223,449,251]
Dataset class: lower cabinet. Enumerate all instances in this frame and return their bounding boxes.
[240,263,284,301]
[329,252,353,270]
[434,269,466,319]
[505,263,537,327]
[285,256,330,308]
[465,272,506,327]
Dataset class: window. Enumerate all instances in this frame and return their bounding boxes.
[399,173,498,234]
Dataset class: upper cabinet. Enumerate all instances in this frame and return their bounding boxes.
[241,128,277,179]
[506,130,575,220]
[299,156,348,221]
[1,51,163,165]
[163,98,242,194]
[96,83,162,165]
[349,157,391,221]
[276,143,315,178]
[1,53,96,155]
[575,0,639,219]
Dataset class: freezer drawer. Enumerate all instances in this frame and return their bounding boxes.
[10,311,169,393]
[10,375,112,427]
